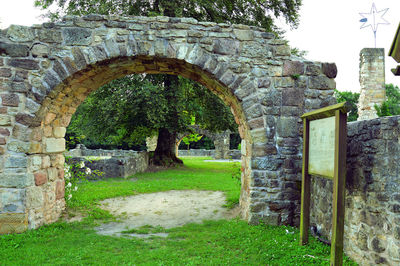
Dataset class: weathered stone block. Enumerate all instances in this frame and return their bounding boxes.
[308,76,336,90]
[56,180,65,200]
[306,63,321,76]
[15,113,39,127]
[10,82,30,93]
[63,28,92,45]
[8,59,39,70]
[0,173,33,188]
[0,128,10,136]
[252,143,277,157]
[45,138,66,153]
[34,172,47,186]
[53,127,66,138]
[275,45,291,56]
[1,94,19,107]
[0,188,26,213]
[277,117,298,138]
[7,141,30,153]
[7,25,34,42]
[26,186,44,209]
[212,39,240,55]
[25,98,41,114]
[283,61,304,76]
[47,168,58,182]
[0,68,12,78]
[248,118,264,129]
[0,43,29,57]
[38,29,62,43]
[388,241,400,261]
[71,47,88,69]
[252,157,282,171]
[233,29,254,41]
[250,128,267,143]
[371,236,387,253]
[5,155,28,168]
[258,78,271,88]
[282,88,304,107]
[321,63,337,78]
[42,156,51,168]
[31,44,49,58]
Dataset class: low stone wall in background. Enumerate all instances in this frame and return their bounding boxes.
[178,149,214,157]
[177,149,241,159]
[66,146,149,179]
[310,116,400,265]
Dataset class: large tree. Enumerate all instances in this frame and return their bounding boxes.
[35,0,302,166]
[68,75,237,164]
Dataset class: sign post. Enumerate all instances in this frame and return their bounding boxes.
[299,102,349,266]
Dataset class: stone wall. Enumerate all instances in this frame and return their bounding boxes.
[177,148,240,159]
[310,116,400,265]
[68,154,148,179]
[358,48,386,121]
[177,149,214,157]
[66,144,144,157]
[65,145,148,178]
[176,126,231,159]
[0,14,336,233]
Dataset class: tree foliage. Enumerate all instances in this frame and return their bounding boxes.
[375,84,400,117]
[35,0,302,34]
[334,89,359,122]
[69,74,236,148]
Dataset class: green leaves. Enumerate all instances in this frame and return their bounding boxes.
[35,0,302,34]
[375,84,400,117]
[334,89,360,122]
[67,74,236,149]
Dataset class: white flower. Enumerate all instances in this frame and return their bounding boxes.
[79,161,85,168]
[68,194,72,200]
[74,186,78,191]
[67,182,72,188]
[85,167,91,175]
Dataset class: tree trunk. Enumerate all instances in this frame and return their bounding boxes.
[152,128,183,166]
[152,74,183,166]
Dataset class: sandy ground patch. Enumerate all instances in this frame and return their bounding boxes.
[95,190,239,237]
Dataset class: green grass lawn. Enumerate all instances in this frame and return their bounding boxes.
[0,157,357,265]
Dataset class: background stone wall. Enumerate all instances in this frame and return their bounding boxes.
[177,148,240,159]
[310,115,400,265]
[65,145,148,178]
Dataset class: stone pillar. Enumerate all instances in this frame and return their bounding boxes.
[213,131,230,159]
[358,48,386,120]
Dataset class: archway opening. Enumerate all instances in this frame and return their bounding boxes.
[29,55,253,228]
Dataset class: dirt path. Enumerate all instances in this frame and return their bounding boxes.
[95,190,240,237]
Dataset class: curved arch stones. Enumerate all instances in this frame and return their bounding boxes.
[0,15,337,233]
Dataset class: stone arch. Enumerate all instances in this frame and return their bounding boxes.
[0,15,337,233]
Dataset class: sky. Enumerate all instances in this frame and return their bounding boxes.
[1,0,400,93]
[280,0,400,92]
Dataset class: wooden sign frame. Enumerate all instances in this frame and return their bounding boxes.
[299,102,349,266]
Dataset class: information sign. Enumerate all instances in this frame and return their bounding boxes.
[299,102,349,266]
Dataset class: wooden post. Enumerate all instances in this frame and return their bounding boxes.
[330,110,347,266]
[300,118,310,245]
